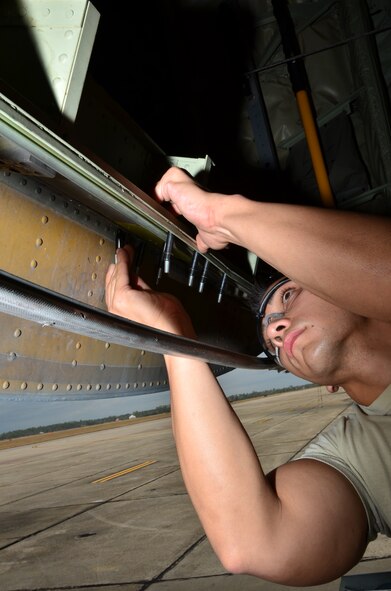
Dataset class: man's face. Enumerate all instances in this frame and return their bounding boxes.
[261,280,358,384]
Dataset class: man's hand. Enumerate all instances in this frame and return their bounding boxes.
[155,167,234,253]
[105,246,195,338]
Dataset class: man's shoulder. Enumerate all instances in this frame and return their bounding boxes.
[358,383,391,416]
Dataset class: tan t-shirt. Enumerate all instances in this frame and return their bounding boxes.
[294,384,391,541]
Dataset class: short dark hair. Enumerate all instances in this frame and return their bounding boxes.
[248,260,285,315]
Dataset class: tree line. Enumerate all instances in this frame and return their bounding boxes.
[0,385,313,441]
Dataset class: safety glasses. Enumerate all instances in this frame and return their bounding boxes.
[256,277,290,367]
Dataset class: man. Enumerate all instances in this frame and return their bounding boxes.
[105,167,391,585]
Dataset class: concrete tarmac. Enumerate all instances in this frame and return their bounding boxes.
[1,387,390,591]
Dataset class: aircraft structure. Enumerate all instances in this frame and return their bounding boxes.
[0,0,390,401]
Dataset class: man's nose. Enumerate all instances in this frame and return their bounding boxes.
[265,315,291,348]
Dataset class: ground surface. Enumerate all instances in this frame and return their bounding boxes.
[1,387,390,591]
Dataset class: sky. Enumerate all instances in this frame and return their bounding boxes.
[0,369,309,435]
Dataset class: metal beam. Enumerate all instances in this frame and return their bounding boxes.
[0,271,275,371]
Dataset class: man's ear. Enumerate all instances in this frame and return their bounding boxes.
[326,385,340,393]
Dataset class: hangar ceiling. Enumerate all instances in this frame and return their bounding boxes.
[89,0,391,213]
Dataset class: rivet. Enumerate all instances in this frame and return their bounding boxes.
[95,255,101,263]
[126,383,130,389]
[41,215,48,224]
[150,382,153,387]
[14,329,22,338]
[76,342,82,350]
[66,9,75,18]
[30,259,38,269]
[116,384,121,390]
[59,53,68,63]
[106,384,111,390]
[21,382,27,390]
[2,381,10,390]
[20,179,27,186]
[99,238,105,246]
[95,384,101,391]
[86,384,92,391]
[42,8,50,17]
[35,238,43,247]
[87,290,93,297]
[100,363,105,370]
[66,384,72,391]
[37,383,43,391]
[133,383,138,389]
[105,342,110,349]
[8,352,16,361]
[77,384,82,391]
[72,359,77,367]
[65,30,73,40]
[50,194,56,202]
[91,272,97,280]
[141,350,145,356]
[52,384,58,391]
[35,187,42,194]
[142,382,146,388]
[137,364,142,370]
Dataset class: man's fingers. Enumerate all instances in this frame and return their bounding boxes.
[135,275,151,291]
[105,247,133,310]
[122,244,135,261]
[155,167,191,200]
[170,202,182,215]
[112,250,131,287]
[117,246,132,264]
[105,263,116,289]
[155,180,178,204]
[196,235,209,253]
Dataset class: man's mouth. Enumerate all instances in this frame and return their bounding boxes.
[283,329,305,357]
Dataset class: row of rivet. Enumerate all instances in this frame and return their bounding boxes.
[10,334,148,358]
[2,380,167,391]
[6,357,148,370]
[6,6,78,20]
[29,213,105,292]
[2,170,116,239]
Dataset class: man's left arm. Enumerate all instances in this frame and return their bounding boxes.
[105,249,368,586]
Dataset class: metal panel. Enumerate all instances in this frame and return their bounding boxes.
[0,0,99,121]
[0,91,265,401]
[0,179,167,399]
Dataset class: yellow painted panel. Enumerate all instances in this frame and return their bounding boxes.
[0,184,113,308]
[0,184,167,397]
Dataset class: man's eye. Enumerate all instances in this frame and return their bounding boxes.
[282,288,294,305]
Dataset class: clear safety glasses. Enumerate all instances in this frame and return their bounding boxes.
[256,277,290,367]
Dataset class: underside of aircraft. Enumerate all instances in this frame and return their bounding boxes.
[0,0,390,400]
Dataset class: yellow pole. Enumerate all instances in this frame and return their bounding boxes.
[295,90,335,208]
